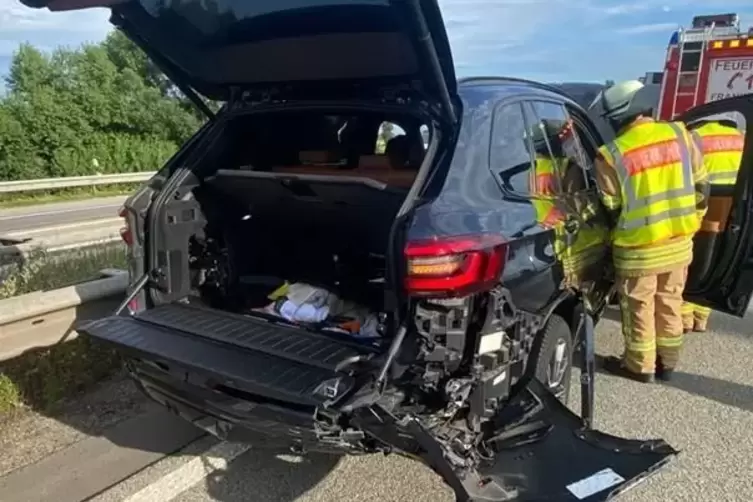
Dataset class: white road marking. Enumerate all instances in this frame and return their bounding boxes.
[122,442,251,502]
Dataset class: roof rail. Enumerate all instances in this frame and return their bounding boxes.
[457,76,572,98]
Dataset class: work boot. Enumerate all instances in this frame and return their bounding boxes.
[655,357,674,382]
[693,322,708,333]
[602,356,654,383]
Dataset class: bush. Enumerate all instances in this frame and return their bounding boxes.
[0,33,204,181]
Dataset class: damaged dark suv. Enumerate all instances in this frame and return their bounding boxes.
[24,0,753,500]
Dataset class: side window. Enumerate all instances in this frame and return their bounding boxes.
[420,124,430,149]
[567,109,603,182]
[680,51,701,72]
[528,100,592,192]
[490,102,535,194]
[376,121,406,154]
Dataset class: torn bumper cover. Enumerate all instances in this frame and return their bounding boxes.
[421,379,678,502]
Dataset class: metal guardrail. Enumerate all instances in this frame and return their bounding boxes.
[0,172,155,193]
[0,269,127,361]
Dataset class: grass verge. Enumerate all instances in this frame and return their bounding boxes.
[0,338,122,416]
[0,183,139,208]
[0,243,128,414]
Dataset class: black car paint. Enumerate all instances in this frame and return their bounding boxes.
[678,96,753,315]
[409,80,609,315]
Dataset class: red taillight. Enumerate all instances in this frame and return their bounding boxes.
[127,298,142,313]
[118,206,134,247]
[404,234,507,297]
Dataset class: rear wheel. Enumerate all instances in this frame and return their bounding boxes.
[530,314,573,404]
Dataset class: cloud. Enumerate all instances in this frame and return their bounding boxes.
[601,4,653,16]
[617,22,679,34]
[0,5,110,58]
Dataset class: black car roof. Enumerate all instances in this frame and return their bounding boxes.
[458,76,580,107]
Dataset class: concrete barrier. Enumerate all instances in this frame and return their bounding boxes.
[0,219,123,260]
[0,269,128,361]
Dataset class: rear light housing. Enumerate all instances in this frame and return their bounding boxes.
[404,234,507,298]
[118,205,134,247]
[127,297,143,314]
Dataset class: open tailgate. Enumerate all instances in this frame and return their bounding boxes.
[78,303,378,407]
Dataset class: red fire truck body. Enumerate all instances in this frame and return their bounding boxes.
[657,13,753,121]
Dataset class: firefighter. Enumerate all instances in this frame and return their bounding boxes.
[528,120,609,286]
[681,116,744,333]
[591,80,709,383]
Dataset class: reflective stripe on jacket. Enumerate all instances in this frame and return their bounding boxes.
[598,121,702,275]
[531,156,608,283]
[691,123,743,186]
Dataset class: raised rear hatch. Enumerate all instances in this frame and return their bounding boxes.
[24,0,458,121]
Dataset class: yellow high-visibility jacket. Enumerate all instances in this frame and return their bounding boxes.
[531,156,608,283]
[595,118,708,277]
[691,122,743,186]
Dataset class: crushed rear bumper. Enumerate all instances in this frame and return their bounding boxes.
[406,378,678,502]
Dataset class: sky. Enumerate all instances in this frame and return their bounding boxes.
[0,0,752,86]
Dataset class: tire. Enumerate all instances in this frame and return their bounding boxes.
[529,314,574,405]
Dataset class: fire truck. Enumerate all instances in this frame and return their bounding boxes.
[657,13,753,120]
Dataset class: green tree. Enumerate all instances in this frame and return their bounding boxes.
[5,44,53,95]
[0,32,204,181]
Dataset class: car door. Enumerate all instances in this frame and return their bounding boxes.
[521,99,612,311]
[679,96,753,316]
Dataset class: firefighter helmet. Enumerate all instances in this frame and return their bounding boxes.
[596,80,654,122]
[527,120,568,155]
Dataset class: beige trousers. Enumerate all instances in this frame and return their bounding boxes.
[681,302,712,331]
[618,266,688,374]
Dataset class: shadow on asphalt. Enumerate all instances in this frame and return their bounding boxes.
[200,448,341,502]
[664,372,753,414]
[592,354,753,415]
[600,306,622,324]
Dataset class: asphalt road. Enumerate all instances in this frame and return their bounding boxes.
[176,308,753,502]
[0,196,127,235]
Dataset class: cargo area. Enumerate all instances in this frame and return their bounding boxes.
[173,109,430,335]
[95,108,435,410]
